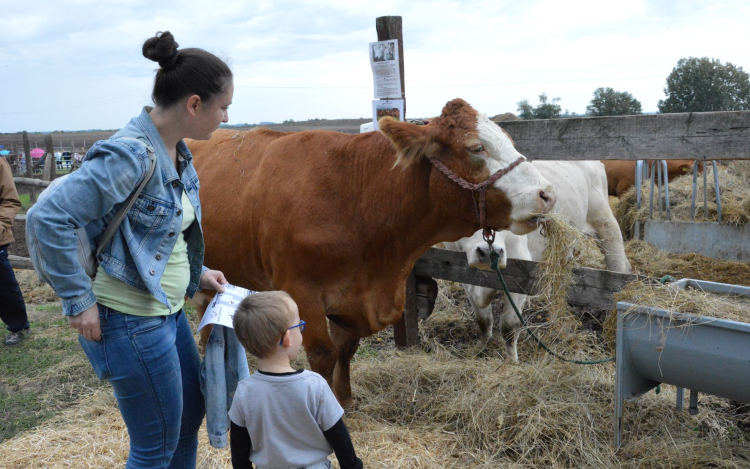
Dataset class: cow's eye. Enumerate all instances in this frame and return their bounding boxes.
[469,144,484,154]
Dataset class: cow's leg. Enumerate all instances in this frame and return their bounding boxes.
[499,292,525,362]
[591,212,632,273]
[329,321,360,410]
[301,312,336,385]
[464,284,497,344]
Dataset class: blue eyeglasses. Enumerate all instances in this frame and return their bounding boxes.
[279,320,306,345]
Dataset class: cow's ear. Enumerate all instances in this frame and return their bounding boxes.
[379,117,439,168]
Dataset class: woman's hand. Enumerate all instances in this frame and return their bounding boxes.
[69,304,101,341]
[200,269,227,293]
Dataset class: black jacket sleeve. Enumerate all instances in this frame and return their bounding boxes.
[230,421,253,469]
[323,417,363,469]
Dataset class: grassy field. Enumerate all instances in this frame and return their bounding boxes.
[0,303,105,442]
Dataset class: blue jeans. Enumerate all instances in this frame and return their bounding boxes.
[0,244,28,332]
[79,305,205,469]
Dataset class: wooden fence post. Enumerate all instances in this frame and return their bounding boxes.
[375,15,406,117]
[394,270,420,348]
[22,131,32,177]
[44,135,56,181]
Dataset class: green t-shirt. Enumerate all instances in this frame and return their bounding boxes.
[93,190,196,316]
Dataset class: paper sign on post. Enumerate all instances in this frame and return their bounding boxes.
[197,284,256,331]
[369,39,402,99]
[372,99,405,130]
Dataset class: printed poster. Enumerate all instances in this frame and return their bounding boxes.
[372,99,405,131]
[369,39,402,99]
[197,284,256,330]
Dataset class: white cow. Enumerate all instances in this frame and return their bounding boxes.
[444,160,631,360]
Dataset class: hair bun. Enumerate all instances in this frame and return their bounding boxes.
[142,31,180,69]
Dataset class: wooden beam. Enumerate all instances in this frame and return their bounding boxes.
[498,111,750,161]
[415,248,638,310]
[394,271,420,347]
[9,255,34,270]
[13,177,51,188]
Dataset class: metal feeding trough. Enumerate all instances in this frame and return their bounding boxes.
[614,279,750,447]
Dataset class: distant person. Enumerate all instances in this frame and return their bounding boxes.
[55,152,62,169]
[26,31,232,468]
[230,291,363,469]
[0,155,29,346]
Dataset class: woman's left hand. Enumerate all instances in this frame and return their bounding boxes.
[200,269,227,293]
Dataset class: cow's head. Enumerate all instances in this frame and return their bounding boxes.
[379,98,556,235]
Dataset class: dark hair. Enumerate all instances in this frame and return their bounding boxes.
[142,31,233,108]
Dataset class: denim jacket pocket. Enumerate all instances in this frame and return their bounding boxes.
[128,194,171,228]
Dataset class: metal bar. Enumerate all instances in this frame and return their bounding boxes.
[689,390,699,415]
[656,161,663,219]
[649,161,657,220]
[676,387,685,410]
[703,162,708,219]
[661,160,671,220]
[712,160,722,222]
[691,161,699,221]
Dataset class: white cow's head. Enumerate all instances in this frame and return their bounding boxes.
[380,99,556,235]
[452,229,517,271]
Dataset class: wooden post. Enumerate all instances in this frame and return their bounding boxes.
[22,131,32,176]
[375,16,406,118]
[44,135,56,181]
[394,270,420,347]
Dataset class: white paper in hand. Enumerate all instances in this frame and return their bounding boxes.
[198,284,256,331]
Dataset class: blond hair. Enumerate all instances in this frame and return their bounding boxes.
[233,291,295,358]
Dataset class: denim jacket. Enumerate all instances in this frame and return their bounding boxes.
[26,107,208,316]
[199,324,250,448]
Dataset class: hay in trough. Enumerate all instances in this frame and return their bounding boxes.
[613,279,750,324]
[624,239,750,286]
[614,162,750,238]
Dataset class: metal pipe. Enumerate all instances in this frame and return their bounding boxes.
[661,160,671,220]
[689,389,699,415]
[649,161,657,220]
[703,161,708,219]
[676,387,685,410]
[691,161,699,221]
[656,161,663,218]
[712,160,722,222]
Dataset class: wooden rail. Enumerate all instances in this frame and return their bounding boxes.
[394,248,638,347]
[498,111,750,161]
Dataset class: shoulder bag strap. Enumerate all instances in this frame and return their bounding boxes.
[95,144,157,256]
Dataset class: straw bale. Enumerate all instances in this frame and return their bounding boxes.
[624,240,750,286]
[614,162,750,238]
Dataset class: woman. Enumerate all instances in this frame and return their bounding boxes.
[26,31,233,468]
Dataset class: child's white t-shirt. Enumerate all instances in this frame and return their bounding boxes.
[228,369,344,468]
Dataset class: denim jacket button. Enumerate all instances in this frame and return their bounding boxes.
[155,254,162,261]
[147,205,155,212]
[150,269,155,275]
[176,210,182,216]
[97,254,104,262]
[172,181,179,188]
[168,232,175,237]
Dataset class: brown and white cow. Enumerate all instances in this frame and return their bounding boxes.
[602,159,694,197]
[188,99,556,408]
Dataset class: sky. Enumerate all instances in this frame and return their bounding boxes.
[1,0,749,132]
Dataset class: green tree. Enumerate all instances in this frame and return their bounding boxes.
[586,87,642,116]
[658,57,750,113]
[516,93,562,119]
[516,99,534,119]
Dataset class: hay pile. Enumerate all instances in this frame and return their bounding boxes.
[614,162,750,238]
[614,280,750,324]
[14,269,58,304]
[625,240,750,286]
[531,215,604,336]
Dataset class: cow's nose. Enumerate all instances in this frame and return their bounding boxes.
[538,186,557,213]
[475,245,490,262]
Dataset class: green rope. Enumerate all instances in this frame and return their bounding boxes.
[490,250,614,365]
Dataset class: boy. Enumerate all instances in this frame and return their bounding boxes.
[230,291,363,469]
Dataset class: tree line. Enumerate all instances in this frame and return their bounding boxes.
[516,57,750,119]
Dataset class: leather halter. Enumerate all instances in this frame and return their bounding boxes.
[427,155,526,243]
